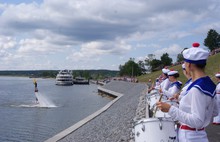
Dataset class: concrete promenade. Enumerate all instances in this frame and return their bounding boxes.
[206,124,220,142]
[46,81,146,142]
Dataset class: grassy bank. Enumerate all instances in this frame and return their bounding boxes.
[138,53,220,84]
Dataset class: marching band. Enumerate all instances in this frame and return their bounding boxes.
[136,42,219,142]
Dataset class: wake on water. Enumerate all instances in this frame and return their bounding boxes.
[11,92,57,108]
[35,92,57,108]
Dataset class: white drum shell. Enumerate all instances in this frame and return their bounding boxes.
[147,94,167,110]
[135,118,178,142]
[154,100,179,118]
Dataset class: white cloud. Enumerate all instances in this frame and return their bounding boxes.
[0,0,220,70]
[193,22,220,35]
[0,49,12,59]
[66,40,131,62]
[154,44,183,61]
[17,38,65,55]
[167,31,192,40]
[0,36,16,49]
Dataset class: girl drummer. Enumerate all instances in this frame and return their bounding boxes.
[213,72,220,125]
[170,64,192,101]
[160,70,182,98]
[156,43,218,142]
[155,68,171,91]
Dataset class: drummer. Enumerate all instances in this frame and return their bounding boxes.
[170,64,192,101]
[155,67,171,91]
[156,42,218,142]
[160,70,182,98]
[213,72,220,125]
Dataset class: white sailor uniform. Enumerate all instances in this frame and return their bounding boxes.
[179,78,192,101]
[213,82,220,124]
[168,76,218,142]
[163,81,182,98]
[155,68,170,90]
[160,78,171,91]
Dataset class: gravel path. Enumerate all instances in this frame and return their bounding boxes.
[58,81,146,142]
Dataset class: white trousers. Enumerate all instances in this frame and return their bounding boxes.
[213,114,220,123]
[213,94,220,123]
[178,129,208,142]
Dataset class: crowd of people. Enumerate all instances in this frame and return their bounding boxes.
[147,42,220,142]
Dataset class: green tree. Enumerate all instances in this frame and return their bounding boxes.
[119,58,142,76]
[160,53,172,66]
[204,29,220,51]
[176,53,184,63]
[41,71,56,78]
[82,70,90,79]
[150,59,162,71]
[72,71,80,77]
[144,54,155,72]
[138,60,146,74]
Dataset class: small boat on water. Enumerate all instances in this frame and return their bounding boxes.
[56,70,73,86]
[73,77,89,85]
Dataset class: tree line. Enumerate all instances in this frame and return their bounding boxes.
[0,70,119,80]
[119,29,220,77]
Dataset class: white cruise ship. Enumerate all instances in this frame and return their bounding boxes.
[55,70,73,86]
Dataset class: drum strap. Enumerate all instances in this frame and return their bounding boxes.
[180,125,204,131]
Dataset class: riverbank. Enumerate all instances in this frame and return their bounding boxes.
[45,81,146,142]
[46,81,220,142]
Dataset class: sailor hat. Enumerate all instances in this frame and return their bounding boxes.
[216,72,220,78]
[183,42,209,65]
[162,68,170,74]
[182,64,185,70]
[168,70,178,76]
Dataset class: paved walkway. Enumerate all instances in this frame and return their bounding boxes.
[206,124,220,142]
[57,81,146,142]
[46,81,220,142]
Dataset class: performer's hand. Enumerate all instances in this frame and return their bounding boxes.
[169,93,179,101]
[168,97,175,101]
[173,93,179,99]
[159,88,162,93]
[156,101,171,112]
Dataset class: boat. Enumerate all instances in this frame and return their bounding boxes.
[73,77,89,85]
[55,70,73,86]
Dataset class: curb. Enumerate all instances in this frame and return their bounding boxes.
[45,86,123,142]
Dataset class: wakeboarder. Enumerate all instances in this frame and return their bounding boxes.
[33,79,39,103]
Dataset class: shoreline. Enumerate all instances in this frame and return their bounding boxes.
[45,85,124,142]
[45,81,146,142]
[45,80,220,142]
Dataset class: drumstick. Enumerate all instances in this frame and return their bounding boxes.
[153,92,163,117]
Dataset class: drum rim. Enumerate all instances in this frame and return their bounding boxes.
[148,93,160,97]
[134,118,175,126]
[163,100,178,103]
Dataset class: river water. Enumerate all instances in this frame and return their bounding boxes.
[0,76,111,142]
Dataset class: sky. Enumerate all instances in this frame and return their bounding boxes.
[0,0,220,70]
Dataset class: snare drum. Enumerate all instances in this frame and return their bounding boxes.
[147,89,160,97]
[154,100,179,118]
[147,94,167,110]
[134,118,178,142]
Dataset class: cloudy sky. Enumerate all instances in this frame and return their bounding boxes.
[0,0,219,70]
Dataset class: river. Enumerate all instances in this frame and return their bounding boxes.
[0,76,111,142]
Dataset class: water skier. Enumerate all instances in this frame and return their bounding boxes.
[33,79,39,103]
